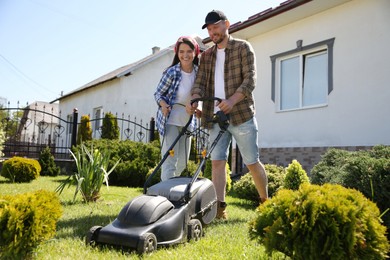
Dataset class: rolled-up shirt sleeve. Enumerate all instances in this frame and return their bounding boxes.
[154,71,172,106]
[235,42,256,98]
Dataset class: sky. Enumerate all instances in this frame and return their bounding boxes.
[0,0,285,107]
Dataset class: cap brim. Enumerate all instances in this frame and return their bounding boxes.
[201,20,223,29]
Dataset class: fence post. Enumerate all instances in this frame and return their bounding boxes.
[71,108,78,148]
[149,117,155,142]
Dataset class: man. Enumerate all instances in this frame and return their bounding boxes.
[187,10,268,219]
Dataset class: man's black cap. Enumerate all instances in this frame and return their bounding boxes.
[202,10,227,29]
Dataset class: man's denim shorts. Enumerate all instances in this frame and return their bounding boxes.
[208,117,260,165]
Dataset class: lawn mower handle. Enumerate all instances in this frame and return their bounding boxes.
[190,97,222,106]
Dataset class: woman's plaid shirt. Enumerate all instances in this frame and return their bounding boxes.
[154,63,198,136]
[191,36,257,128]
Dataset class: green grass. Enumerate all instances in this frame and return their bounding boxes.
[0,175,288,259]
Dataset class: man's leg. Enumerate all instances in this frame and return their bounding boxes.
[212,159,228,219]
[208,124,231,219]
[212,159,226,202]
[247,161,268,203]
[232,117,268,203]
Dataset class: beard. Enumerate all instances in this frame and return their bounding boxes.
[212,33,226,44]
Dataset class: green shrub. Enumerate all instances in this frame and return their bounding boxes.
[56,144,120,202]
[38,146,60,176]
[1,157,41,182]
[232,172,258,202]
[145,160,201,187]
[233,164,285,202]
[181,160,201,177]
[310,148,351,185]
[203,159,232,193]
[283,159,309,190]
[77,114,92,145]
[101,112,119,140]
[0,190,62,259]
[249,183,389,259]
[76,139,160,187]
[114,158,150,187]
[311,145,390,237]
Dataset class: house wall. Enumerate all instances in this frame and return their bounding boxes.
[244,0,390,172]
[58,51,175,141]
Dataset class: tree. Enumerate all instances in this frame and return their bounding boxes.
[0,105,24,140]
[101,112,119,140]
[0,122,5,158]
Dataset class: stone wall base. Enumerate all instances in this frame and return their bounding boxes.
[231,145,375,175]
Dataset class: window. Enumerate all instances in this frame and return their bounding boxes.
[93,107,103,136]
[271,38,334,111]
[66,114,73,134]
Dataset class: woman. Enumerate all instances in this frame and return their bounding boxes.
[154,36,200,181]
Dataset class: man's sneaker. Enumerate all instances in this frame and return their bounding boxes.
[216,201,228,220]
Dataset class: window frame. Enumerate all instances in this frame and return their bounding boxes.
[270,38,335,111]
[92,107,103,134]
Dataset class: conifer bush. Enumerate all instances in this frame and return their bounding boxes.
[283,159,310,190]
[1,156,41,182]
[77,115,92,145]
[249,183,389,259]
[0,190,62,259]
[38,146,60,176]
[311,145,390,237]
[101,112,119,140]
[233,164,285,201]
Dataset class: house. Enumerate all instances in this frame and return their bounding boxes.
[225,0,390,172]
[53,0,390,173]
[52,37,209,142]
[18,101,60,145]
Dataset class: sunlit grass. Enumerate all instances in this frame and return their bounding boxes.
[0,175,288,259]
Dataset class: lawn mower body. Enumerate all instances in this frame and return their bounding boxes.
[88,177,217,253]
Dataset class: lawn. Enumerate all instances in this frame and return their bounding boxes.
[0,175,288,259]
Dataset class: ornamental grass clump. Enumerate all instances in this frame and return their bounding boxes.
[249,183,389,259]
[56,144,120,202]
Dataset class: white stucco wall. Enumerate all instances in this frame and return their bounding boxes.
[247,0,390,148]
[58,50,175,142]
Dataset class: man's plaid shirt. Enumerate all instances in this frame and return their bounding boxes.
[191,36,257,128]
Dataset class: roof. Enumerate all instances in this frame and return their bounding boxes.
[50,48,172,103]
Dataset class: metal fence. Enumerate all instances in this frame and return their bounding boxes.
[0,103,155,160]
[1,103,243,174]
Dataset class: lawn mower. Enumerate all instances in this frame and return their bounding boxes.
[86,97,229,254]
